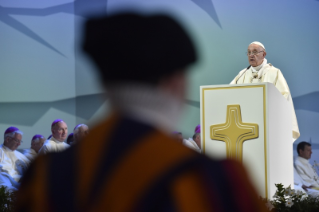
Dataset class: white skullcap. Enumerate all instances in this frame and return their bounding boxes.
[250,41,266,51]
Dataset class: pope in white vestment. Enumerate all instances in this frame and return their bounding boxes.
[0,127,30,191]
[230,41,300,141]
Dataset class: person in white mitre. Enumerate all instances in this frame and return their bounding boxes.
[294,141,319,189]
[0,127,30,191]
[23,134,45,161]
[183,133,201,153]
[230,41,300,141]
[38,119,70,154]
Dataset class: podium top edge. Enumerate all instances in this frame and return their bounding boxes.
[200,82,272,89]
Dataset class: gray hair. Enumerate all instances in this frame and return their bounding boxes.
[31,136,45,145]
[74,124,88,135]
[4,131,23,140]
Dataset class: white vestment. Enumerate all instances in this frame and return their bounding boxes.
[230,59,300,141]
[0,144,30,191]
[183,138,201,153]
[294,165,319,197]
[295,156,319,188]
[38,137,69,155]
[23,148,37,161]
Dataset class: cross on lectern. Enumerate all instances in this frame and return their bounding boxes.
[210,105,259,162]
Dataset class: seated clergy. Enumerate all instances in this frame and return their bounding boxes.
[73,124,89,144]
[66,133,74,145]
[38,119,69,154]
[295,141,319,188]
[23,134,45,161]
[0,127,30,191]
[294,166,319,197]
[183,133,201,153]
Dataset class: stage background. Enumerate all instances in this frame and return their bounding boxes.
[1,0,319,171]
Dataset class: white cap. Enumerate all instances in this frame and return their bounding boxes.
[250,41,266,51]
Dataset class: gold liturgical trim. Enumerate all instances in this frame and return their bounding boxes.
[210,104,259,162]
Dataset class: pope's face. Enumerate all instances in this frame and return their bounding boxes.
[299,145,312,160]
[52,121,68,142]
[247,44,266,67]
[4,133,22,151]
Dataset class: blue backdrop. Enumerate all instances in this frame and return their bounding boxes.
[1,0,319,169]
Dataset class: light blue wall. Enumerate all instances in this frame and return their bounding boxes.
[1,0,319,170]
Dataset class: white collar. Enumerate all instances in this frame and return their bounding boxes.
[30,148,37,154]
[251,58,267,72]
[106,83,183,134]
[50,137,65,143]
[1,144,14,152]
[186,138,200,148]
[297,156,310,164]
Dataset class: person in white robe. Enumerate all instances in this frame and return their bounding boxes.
[23,134,45,161]
[183,133,201,153]
[230,41,300,141]
[294,166,319,197]
[295,141,319,188]
[0,127,30,191]
[38,119,70,154]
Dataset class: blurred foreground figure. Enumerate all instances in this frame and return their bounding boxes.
[172,131,183,144]
[17,13,267,212]
[23,134,45,161]
[0,127,29,191]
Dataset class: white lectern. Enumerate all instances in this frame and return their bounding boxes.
[200,83,293,199]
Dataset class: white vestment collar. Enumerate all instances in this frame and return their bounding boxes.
[51,136,65,143]
[251,58,267,73]
[297,156,310,164]
[250,58,269,79]
[1,144,14,152]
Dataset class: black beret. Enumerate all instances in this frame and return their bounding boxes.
[82,12,197,84]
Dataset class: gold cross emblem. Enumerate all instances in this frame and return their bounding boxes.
[210,105,259,162]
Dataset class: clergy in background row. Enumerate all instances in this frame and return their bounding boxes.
[0,127,30,191]
[230,41,300,141]
[73,124,89,144]
[66,133,74,145]
[38,119,69,154]
[183,133,201,153]
[294,141,319,188]
[23,134,45,161]
[294,166,319,197]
